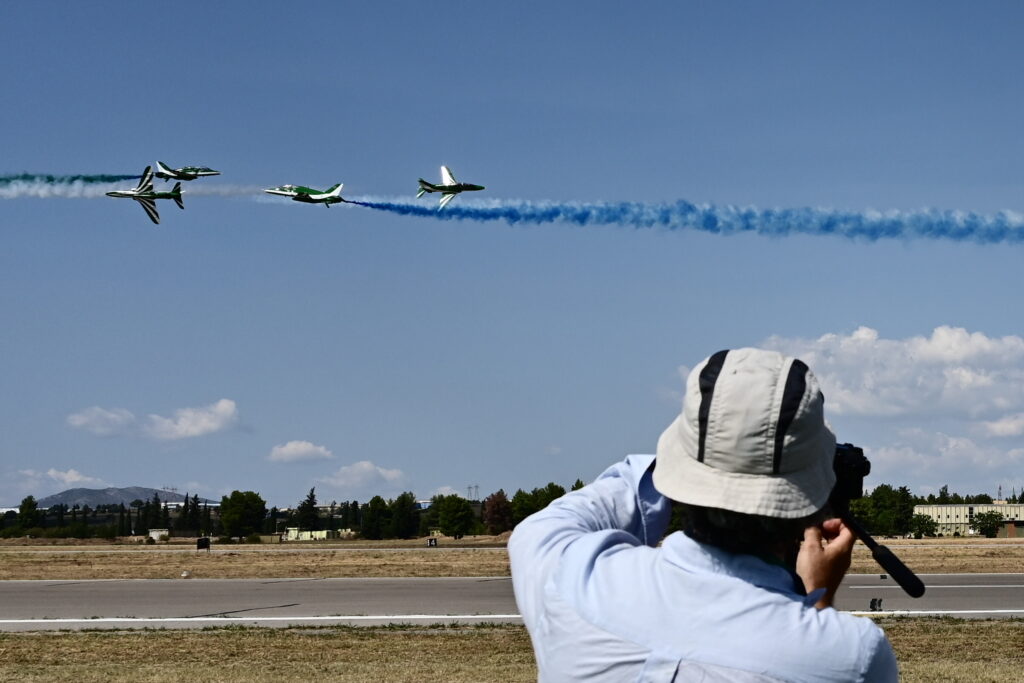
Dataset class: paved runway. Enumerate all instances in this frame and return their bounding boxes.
[1,574,1022,631]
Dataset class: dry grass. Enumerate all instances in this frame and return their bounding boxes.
[0,624,535,683]
[1,536,1022,579]
[848,538,1024,574]
[0,547,509,580]
[880,617,1024,682]
[0,619,1021,682]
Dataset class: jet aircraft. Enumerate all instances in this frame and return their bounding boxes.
[154,161,221,181]
[105,166,184,224]
[263,182,346,206]
[417,166,485,209]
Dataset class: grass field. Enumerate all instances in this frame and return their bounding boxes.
[2,537,1022,681]
[0,619,1021,682]
[0,536,1022,579]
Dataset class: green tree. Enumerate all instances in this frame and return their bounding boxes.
[117,504,129,536]
[179,495,191,533]
[419,495,443,536]
[970,510,1005,538]
[510,489,538,525]
[533,482,567,509]
[294,488,320,530]
[360,496,389,540]
[437,495,475,538]
[17,495,41,529]
[867,484,913,535]
[219,491,267,538]
[388,492,419,539]
[848,497,875,532]
[188,495,201,532]
[348,500,361,530]
[482,489,513,535]
[910,513,938,539]
[146,492,163,531]
[201,504,213,536]
[571,479,586,491]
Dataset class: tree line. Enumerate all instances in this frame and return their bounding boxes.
[1,478,1013,541]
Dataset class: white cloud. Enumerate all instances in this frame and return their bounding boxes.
[762,326,1024,418]
[316,460,407,498]
[432,485,460,497]
[143,399,238,440]
[68,399,240,441]
[1,468,106,504]
[867,430,1024,486]
[749,326,1024,496]
[66,406,136,436]
[45,468,104,487]
[981,413,1024,437]
[268,440,334,463]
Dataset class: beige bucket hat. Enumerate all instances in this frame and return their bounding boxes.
[653,347,836,518]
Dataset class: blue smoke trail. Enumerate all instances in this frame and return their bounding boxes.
[351,199,1024,244]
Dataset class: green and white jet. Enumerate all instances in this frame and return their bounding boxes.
[105,166,184,224]
[417,165,485,209]
[263,182,346,207]
[155,160,221,181]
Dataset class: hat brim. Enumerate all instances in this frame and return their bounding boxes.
[653,414,836,519]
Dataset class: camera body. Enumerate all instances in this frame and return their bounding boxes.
[830,442,870,514]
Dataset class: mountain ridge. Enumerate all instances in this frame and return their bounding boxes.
[37,487,217,508]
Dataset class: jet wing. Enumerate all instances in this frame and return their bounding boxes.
[134,197,160,224]
[135,166,155,193]
[264,187,298,197]
[439,193,457,209]
[441,165,457,186]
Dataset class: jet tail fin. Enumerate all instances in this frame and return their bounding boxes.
[171,182,184,210]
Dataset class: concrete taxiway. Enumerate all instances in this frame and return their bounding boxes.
[1,573,1022,631]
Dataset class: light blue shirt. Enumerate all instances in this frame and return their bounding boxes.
[509,455,898,682]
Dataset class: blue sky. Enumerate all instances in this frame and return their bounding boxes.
[3,2,1024,507]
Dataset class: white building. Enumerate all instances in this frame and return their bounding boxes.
[913,503,1024,537]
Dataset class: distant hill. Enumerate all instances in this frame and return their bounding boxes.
[37,487,216,509]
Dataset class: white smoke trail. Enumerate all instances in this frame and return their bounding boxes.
[0,180,122,199]
[0,180,263,199]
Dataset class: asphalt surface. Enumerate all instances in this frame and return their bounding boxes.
[1,574,1022,631]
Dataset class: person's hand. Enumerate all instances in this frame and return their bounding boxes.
[795,518,855,609]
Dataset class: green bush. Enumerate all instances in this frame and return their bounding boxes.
[245,533,263,544]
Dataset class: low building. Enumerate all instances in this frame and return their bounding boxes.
[283,527,354,541]
[913,503,1024,537]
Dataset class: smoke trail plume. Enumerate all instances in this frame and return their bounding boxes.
[0,173,140,186]
[0,173,261,199]
[0,173,141,199]
[350,198,1024,244]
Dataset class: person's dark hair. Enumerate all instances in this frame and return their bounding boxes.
[676,502,829,559]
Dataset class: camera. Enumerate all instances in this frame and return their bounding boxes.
[830,442,870,514]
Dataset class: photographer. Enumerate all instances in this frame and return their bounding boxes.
[509,348,898,682]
